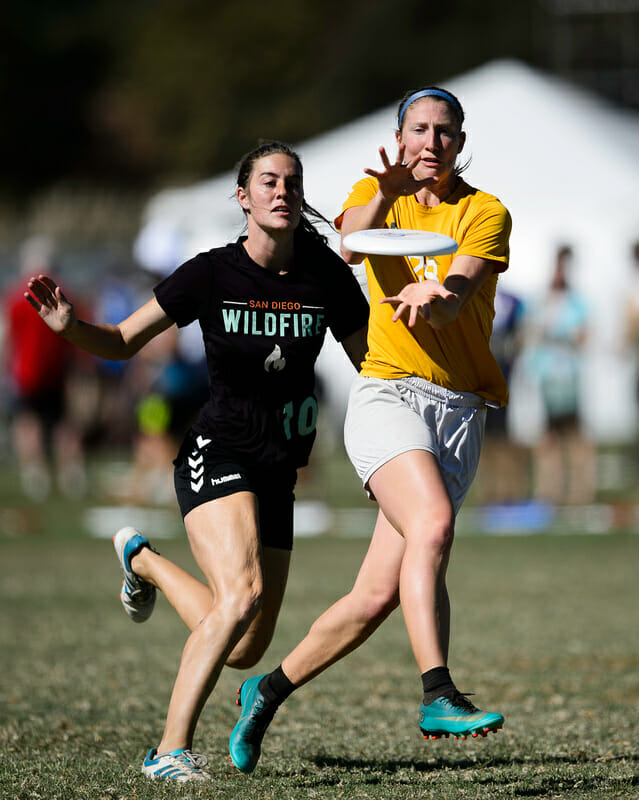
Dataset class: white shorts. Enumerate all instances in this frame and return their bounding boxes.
[344,375,486,514]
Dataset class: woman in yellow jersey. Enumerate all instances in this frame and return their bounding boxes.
[229,88,512,772]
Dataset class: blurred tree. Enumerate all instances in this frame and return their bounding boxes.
[1,0,635,208]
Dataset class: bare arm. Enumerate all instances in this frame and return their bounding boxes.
[25,274,174,360]
[381,255,497,329]
[340,324,368,370]
[340,144,429,265]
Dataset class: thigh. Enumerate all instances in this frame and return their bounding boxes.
[368,448,454,540]
[184,491,262,594]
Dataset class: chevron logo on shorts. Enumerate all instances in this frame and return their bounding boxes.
[189,453,204,492]
[189,436,212,492]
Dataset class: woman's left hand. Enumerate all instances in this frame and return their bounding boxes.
[380,281,458,328]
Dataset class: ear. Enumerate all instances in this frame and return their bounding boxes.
[395,129,402,146]
[237,185,250,212]
[457,131,466,154]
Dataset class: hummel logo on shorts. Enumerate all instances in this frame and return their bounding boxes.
[211,473,242,487]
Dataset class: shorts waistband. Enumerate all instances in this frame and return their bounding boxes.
[395,376,486,408]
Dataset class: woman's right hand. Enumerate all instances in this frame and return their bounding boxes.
[24,274,77,336]
[364,144,429,202]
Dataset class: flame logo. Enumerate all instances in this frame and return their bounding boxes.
[264,344,286,372]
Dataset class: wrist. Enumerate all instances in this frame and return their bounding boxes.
[60,317,79,339]
[375,189,399,208]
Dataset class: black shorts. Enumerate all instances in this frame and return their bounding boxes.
[9,386,65,428]
[173,431,297,551]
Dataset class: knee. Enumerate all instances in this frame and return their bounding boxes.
[315,585,399,636]
[409,513,455,557]
[203,578,264,639]
[357,587,399,625]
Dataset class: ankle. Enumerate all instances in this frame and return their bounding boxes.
[421,666,456,705]
[130,545,152,579]
[259,665,296,705]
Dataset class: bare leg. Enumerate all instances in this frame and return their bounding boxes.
[131,547,213,631]
[368,450,455,673]
[281,450,453,685]
[153,492,287,753]
[133,543,290,667]
[282,510,403,686]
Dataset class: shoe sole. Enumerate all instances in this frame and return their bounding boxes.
[422,723,504,740]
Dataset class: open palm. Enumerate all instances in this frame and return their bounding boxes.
[364,144,431,200]
[24,275,76,335]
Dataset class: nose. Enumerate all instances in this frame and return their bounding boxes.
[422,129,438,151]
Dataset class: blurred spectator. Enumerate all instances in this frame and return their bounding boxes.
[1,237,87,500]
[623,241,639,401]
[524,245,595,505]
[112,324,209,506]
[475,286,529,502]
[91,265,144,446]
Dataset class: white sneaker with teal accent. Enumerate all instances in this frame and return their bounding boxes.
[142,747,210,782]
[112,527,157,623]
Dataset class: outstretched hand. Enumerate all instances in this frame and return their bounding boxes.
[380,280,458,328]
[364,144,432,201]
[24,275,77,335]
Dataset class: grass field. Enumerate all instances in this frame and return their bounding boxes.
[1,456,638,800]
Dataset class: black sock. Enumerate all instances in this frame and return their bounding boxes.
[421,666,456,704]
[258,665,296,706]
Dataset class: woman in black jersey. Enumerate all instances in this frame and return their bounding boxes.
[25,141,369,783]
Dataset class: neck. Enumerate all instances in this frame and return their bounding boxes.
[415,175,460,208]
[243,225,295,273]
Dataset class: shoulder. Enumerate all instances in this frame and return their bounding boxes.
[458,182,511,220]
[343,176,378,207]
[174,242,241,277]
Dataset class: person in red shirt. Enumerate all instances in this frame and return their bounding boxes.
[3,236,86,499]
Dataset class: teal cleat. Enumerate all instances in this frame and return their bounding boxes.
[419,690,504,740]
[229,674,277,773]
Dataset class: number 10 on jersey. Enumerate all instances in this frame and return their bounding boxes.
[282,397,318,440]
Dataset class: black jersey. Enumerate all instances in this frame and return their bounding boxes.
[154,234,369,468]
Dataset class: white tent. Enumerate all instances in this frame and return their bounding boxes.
[135,59,639,443]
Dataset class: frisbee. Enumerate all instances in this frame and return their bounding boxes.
[343,228,458,257]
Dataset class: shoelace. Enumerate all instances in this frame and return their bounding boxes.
[176,750,209,770]
[440,690,480,714]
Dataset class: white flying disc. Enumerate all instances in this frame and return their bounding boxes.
[343,228,458,257]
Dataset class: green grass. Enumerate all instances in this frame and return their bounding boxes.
[1,456,638,799]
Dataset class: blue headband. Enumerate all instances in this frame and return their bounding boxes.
[398,88,463,128]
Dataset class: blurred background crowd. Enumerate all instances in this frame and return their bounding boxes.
[2,0,639,528]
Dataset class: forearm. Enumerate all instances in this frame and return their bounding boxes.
[426,296,462,329]
[61,319,137,360]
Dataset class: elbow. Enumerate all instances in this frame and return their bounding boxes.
[340,245,365,265]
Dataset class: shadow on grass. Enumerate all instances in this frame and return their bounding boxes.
[308,752,638,772]
[301,752,639,796]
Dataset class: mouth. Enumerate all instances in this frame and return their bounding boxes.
[273,205,291,215]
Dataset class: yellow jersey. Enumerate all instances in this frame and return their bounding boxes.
[336,177,512,407]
